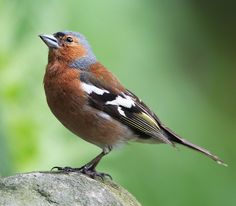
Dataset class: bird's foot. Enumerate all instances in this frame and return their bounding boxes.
[51,166,112,180]
[80,166,112,180]
[51,166,78,173]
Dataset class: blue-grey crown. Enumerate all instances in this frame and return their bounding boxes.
[61,31,97,70]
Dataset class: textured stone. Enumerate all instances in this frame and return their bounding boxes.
[0,172,141,206]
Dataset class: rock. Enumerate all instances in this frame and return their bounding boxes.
[0,172,141,206]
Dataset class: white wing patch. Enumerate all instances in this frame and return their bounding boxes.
[105,94,135,108]
[98,111,112,120]
[81,83,109,95]
[117,106,126,117]
[81,83,135,118]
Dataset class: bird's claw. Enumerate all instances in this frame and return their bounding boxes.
[51,166,112,180]
[51,166,77,172]
[80,166,112,180]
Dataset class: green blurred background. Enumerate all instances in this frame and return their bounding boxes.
[0,0,235,205]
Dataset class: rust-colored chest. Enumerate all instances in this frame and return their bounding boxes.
[43,62,132,147]
[43,63,87,130]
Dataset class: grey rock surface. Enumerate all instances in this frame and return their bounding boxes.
[0,172,141,206]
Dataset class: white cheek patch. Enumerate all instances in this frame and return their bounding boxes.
[105,94,135,108]
[81,83,109,95]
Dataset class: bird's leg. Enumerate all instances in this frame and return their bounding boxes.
[78,149,112,179]
[52,147,112,179]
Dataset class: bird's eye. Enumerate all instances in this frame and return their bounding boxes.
[66,37,73,43]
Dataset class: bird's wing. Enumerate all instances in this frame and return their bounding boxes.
[80,71,173,145]
[80,71,227,165]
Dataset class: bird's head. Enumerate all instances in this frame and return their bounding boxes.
[39,31,96,70]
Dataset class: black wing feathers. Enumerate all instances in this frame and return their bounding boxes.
[80,71,227,165]
[81,72,173,144]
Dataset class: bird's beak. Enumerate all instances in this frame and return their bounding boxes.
[39,34,59,49]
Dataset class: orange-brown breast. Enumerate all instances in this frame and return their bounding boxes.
[43,62,133,148]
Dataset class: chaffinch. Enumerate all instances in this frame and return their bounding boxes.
[39,31,226,179]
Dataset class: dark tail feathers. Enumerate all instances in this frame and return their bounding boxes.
[161,125,227,166]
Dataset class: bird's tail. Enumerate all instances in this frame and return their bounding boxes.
[161,124,227,166]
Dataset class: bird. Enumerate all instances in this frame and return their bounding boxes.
[39,31,226,179]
